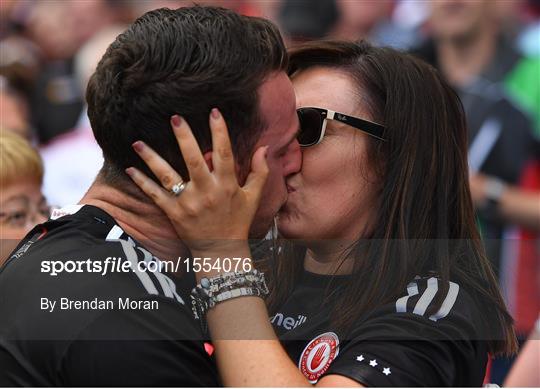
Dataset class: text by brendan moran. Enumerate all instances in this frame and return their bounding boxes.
[40,297,159,312]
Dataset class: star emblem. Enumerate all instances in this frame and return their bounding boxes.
[383,367,391,376]
[356,355,364,362]
[369,359,378,367]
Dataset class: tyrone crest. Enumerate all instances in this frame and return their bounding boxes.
[298,332,340,383]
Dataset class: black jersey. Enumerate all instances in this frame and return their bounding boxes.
[0,205,219,387]
[271,271,489,386]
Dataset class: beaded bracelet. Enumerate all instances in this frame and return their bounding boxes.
[190,269,269,332]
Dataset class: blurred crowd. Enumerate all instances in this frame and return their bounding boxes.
[0,0,539,385]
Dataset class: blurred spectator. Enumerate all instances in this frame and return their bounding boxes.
[23,0,119,144]
[412,0,539,131]
[411,0,539,384]
[0,131,49,265]
[330,0,420,49]
[39,26,126,208]
[278,0,339,44]
[0,35,40,100]
[0,1,41,137]
[517,0,540,56]
[392,0,431,34]
[493,0,528,39]
[507,0,540,130]
[0,74,31,140]
[0,0,32,40]
[470,173,540,232]
[411,0,537,262]
[277,0,422,49]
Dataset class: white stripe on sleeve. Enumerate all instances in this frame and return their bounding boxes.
[106,225,125,241]
[396,282,419,313]
[118,239,158,295]
[429,281,460,321]
[413,277,438,316]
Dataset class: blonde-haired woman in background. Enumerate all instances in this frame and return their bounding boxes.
[0,131,49,265]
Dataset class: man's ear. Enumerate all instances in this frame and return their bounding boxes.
[202,150,242,179]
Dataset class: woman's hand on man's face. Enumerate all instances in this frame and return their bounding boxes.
[125,108,269,257]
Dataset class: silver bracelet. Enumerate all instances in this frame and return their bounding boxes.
[190,269,269,332]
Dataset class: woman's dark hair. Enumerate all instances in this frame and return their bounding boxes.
[86,6,287,190]
[265,40,517,355]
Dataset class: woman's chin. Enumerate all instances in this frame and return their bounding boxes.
[277,216,314,242]
[276,213,299,240]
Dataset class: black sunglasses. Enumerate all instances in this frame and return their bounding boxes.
[296,107,386,147]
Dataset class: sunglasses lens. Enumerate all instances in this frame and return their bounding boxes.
[297,108,322,146]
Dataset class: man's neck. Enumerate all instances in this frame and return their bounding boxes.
[436,25,498,87]
[80,180,189,268]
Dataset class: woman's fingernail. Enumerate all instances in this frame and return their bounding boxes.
[264,145,269,158]
[132,141,144,153]
[125,167,134,177]
[171,115,182,127]
[211,108,220,119]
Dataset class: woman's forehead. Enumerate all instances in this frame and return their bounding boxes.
[292,67,367,117]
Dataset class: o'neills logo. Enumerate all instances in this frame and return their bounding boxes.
[298,332,339,383]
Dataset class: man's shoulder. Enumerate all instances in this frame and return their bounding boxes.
[3,205,184,299]
[0,205,192,341]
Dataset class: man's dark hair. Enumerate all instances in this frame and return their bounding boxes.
[86,6,287,190]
